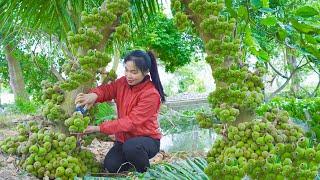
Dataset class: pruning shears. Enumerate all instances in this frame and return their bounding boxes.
[71,105,88,148]
[75,105,88,115]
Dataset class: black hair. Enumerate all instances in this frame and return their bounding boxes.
[124,50,166,102]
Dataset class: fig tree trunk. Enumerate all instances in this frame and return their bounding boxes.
[286,48,300,96]
[4,44,29,102]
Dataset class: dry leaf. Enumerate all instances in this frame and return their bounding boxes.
[6,157,15,163]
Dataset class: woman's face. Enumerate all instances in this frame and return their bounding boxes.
[125,61,146,86]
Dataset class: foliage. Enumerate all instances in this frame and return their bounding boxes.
[1,0,320,179]
[0,38,64,101]
[175,61,207,93]
[159,107,211,135]
[227,0,320,100]
[163,59,209,96]
[0,99,38,115]
[0,52,8,87]
[0,0,105,41]
[92,102,116,125]
[129,13,204,72]
[135,157,208,180]
[257,96,320,140]
[75,157,208,180]
[15,98,38,115]
[234,0,320,64]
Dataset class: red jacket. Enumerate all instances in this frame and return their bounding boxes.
[89,75,162,143]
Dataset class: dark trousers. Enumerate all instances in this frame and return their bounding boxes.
[103,136,160,173]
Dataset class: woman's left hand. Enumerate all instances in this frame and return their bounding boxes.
[83,126,100,134]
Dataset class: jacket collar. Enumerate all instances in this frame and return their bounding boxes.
[126,75,152,92]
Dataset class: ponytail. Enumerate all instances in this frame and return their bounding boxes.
[124,49,166,102]
[147,51,166,102]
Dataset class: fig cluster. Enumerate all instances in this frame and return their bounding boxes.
[0,123,101,179]
[64,112,90,133]
[41,80,67,122]
[205,109,320,179]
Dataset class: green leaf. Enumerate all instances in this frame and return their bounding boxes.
[251,0,262,9]
[225,0,232,9]
[305,35,318,44]
[304,45,320,59]
[276,28,287,41]
[137,158,208,179]
[262,0,269,8]
[244,27,255,47]
[314,35,320,43]
[261,16,277,26]
[258,50,269,61]
[225,7,237,18]
[238,5,248,20]
[295,6,319,18]
[185,159,207,178]
[95,102,116,125]
[290,18,319,34]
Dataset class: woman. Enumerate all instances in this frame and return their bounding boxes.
[74,50,165,173]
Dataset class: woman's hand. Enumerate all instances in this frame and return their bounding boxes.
[74,93,98,109]
[83,126,100,134]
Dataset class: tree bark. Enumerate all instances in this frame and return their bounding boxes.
[112,47,120,71]
[51,65,65,81]
[60,1,122,116]
[286,48,300,96]
[4,44,29,102]
[60,80,95,116]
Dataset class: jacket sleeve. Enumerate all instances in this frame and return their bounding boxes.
[99,91,160,134]
[88,79,119,103]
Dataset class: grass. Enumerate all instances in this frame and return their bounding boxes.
[0,113,26,130]
[0,115,13,129]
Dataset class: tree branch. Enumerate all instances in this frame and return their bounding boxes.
[298,84,312,97]
[266,61,309,101]
[95,16,120,50]
[311,75,320,97]
[50,65,65,81]
[50,35,77,63]
[268,74,277,86]
[268,62,288,79]
[29,40,46,72]
[304,59,320,97]
[308,61,320,75]
[67,0,80,30]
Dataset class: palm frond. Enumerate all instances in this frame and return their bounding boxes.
[0,0,104,41]
[136,157,209,180]
[130,0,161,26]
